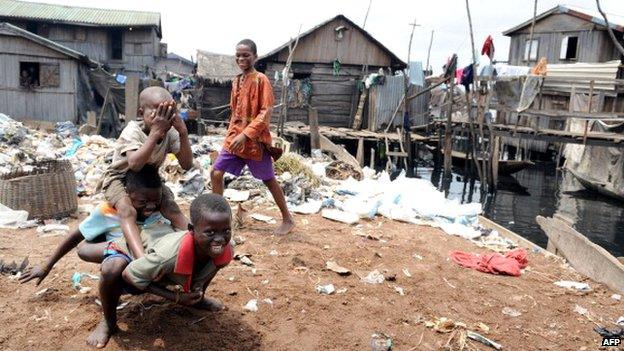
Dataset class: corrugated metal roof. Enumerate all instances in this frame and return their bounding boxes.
[0,22,87,61]
[543,60,621,92]
[0,0,160,31]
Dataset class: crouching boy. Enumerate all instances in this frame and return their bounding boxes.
[87,193,233,348]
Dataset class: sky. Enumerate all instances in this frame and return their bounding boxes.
[26,0,624,72]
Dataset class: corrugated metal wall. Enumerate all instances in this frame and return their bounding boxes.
[367,75,429,132]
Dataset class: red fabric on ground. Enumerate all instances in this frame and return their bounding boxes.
[449,248,528,276]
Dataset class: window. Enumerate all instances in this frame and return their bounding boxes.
[19,62,60,88]
[560,36,578,60]
[524,39,538,61]
[292,72,311,79]
[19,62,40,88]
[110,30,123,60]
[40,63,60,87]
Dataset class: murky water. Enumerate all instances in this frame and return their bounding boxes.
[420,163,624,257]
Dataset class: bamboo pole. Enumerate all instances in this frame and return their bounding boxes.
[277,27,302,136]
[425,30,434,73]
[404,18,420,177]
[444,79,454,174]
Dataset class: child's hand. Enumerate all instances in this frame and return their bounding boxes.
[18,265,50,285]
[149,113,172,140]
[177,291,203,306]
[229,133,248,153]
[171,114,188,136]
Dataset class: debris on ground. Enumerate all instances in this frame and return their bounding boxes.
[325,261,350,275]
[250,213,276,224]
[325,160,362,181]
[370,332,393,351]
[274,153,320,186]
[554,280,591,293]
[0,257,28,276]
[502,307,522,317]
[243,299,258,312]
[321,209,359,225]
[315,284,336,295]
[467,330,503,350]
[449,249,528,276]
[361,270,385,284]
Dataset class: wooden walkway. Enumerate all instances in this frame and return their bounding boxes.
[282,123,430,142]
[437,121,624,148]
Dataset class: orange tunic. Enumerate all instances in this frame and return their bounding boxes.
[223,71,274,161]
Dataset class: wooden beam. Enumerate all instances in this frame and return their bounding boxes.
[319,134,363,174]
[308,107,320,149]
[356,137,364,166]
[537,216,624,294]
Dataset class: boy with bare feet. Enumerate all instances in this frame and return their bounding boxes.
[87,193,233,348]
[101,86,193,260]
[210,39,294,235]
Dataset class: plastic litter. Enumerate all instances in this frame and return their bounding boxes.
[573,304,588,316]
[554,280,591,292]
[394,286,405,296]
[361,270,385,284]
[243,299,258,312]
[250,213,276,224]
[322,209,359,225]
[315,284,336,295]
[224,189,250,202]
[502,307,522,317]
[612,294,622,301]
[238,256,254,267]
[0,203,32,229]
[36,224,69,235]
[370,332,393,351]
[291,200,322,214]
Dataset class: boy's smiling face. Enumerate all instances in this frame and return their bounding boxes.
[193,211,232,258]
[235,44,256,72]
[128,187,162,221]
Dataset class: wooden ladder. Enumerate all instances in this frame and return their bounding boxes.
[385,127,409,172]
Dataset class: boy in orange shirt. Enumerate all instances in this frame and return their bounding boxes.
[211,39,294,235]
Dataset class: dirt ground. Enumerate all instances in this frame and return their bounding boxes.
[1,202,623,351]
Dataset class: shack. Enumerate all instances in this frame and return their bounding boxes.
[0,22,93,123]
[155,53,195,78]
[0,0,164,75]
[503,4,624,66]
[196,50,239,121]
[256,14,407,128]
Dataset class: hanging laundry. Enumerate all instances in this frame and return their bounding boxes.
[455,68,464,85]
[443,54,458,80]
[481,35,495,61]
[460,64,474,92]
[449,248,528,276]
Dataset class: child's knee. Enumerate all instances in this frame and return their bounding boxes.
[100,258,127,281]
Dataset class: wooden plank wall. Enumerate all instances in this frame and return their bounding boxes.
[267,62,375,127]
[0,35,77,122]
[275,17,392,67]
[123,28,157,74]
[47,24,110,62]
[507,13,619,65]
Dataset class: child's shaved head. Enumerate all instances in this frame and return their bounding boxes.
[125,164,162,192]
[139,86,172,108]
[190,194,231,225]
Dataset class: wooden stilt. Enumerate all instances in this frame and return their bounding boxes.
[356,137,364,166]
[491,136,500,188]
[443,81,454,174]
[583,80,595,145]
[308,107,320,149]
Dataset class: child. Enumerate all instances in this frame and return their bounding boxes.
[100,86,193,259]
[19,165,172,285]
[86,193,233,348]
[210,39,294,235]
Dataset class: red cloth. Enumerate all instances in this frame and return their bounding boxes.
[450,248,528,276]
[174,232,233,292]
[481,35,495,60]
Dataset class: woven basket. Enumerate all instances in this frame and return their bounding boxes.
[0,159,78,219]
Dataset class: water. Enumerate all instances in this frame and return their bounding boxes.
[420,163,624,257]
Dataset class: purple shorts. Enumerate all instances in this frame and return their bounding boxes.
[213,148,275,181]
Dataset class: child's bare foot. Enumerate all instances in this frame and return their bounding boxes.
[193,297,224,311]
[274,219,295,235]
[86,319,117,348]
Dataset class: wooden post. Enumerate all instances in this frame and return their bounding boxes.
[443,81,454,174]
[96,86,111,135]
[369,147,375,169]
[352,88,368,130]
[583,80,595,145]
[124,75,140,122]
[308,107,320,149]
[491,136,500,188]
[403,18,419,177]
[356,138,365,167]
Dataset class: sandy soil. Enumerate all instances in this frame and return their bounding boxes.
[1,203,623,351]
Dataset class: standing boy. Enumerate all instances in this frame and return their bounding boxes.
[211,39,294,235]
